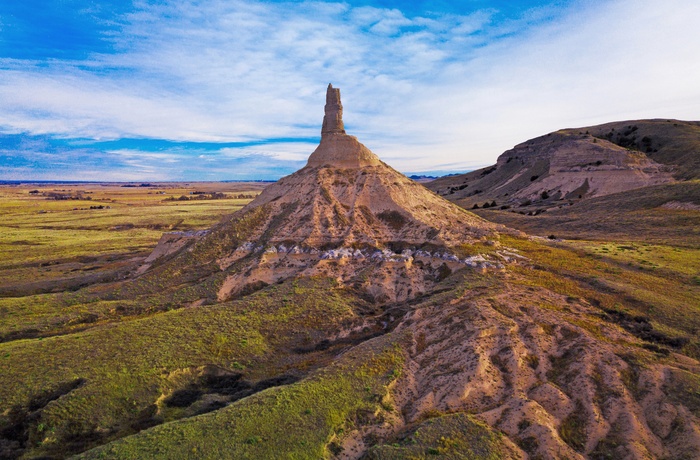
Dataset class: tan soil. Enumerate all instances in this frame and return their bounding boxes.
[359,281,700,460]
[239,149,498,248]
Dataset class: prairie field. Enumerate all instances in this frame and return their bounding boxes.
[1,181,699,459]
[0,182,265,291]
[0,182,264,341]
[0,182,410,458]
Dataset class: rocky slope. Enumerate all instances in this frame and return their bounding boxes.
[141,84,500,304]
[427,119,699,210]
[585,120,700,180]
[234,84,495,249]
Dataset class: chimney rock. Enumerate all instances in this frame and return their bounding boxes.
[307,84,381,169]
[321,84,345,135]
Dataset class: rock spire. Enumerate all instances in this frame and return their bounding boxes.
[321,84,345,135]
[307,84,382,168]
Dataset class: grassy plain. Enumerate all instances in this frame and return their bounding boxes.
[1,180,699,458]
[0,182,266,286]
[0,182,265,340]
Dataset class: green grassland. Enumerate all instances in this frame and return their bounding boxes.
[502,235,700,358]
[0,276,367,458]
[368,412,518,459]
[0,184,263,282]
[77,332,406,460]
[0,183,263,340]
[1,181,699,459]
[571,241,700,278]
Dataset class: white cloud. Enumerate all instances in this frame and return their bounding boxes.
[0,0,699,179]
[220,142,316,162]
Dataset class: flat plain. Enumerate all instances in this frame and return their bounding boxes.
[0,183,264,340]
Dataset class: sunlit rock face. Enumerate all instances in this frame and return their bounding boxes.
[321,83,345,135]
[307,83,382,169]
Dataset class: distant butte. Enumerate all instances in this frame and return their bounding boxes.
[306,84,382,169]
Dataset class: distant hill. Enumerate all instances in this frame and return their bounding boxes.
[427,119,700,210]
[584,119,700,180]
[408,174,437,183]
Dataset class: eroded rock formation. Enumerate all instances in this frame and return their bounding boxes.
[321,83,345,135]
[307,84,382,169]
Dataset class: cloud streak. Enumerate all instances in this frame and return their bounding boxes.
[0,0,699,180]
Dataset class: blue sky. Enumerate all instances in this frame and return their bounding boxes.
[1,0,699,181]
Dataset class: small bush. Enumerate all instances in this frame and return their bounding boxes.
[560,403,587,451]
[480,166,497,177]
[377,210,406,230]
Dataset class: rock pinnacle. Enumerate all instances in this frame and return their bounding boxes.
[321,84,345,135]
[307,84,382,168]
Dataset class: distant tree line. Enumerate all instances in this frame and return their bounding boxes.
[30,190,94,201]
[163,192,256,201]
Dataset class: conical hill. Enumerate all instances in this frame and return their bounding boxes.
[140,84,503,303]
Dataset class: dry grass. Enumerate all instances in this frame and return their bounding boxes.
[0,183,264,288]
[475,181,700,246]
